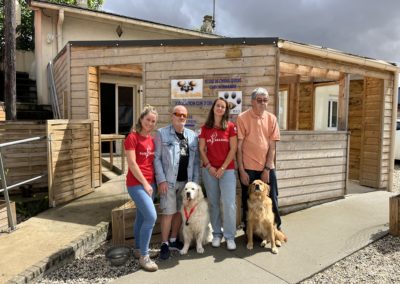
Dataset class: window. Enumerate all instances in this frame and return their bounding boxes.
[278,90,288,130]
[327,100,338,129]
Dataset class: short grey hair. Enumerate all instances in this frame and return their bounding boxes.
[251,87,269,100]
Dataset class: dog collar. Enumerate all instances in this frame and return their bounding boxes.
[184,205,197,226]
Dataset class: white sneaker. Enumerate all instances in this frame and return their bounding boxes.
[227,239,236,251]
[212,237,221,247]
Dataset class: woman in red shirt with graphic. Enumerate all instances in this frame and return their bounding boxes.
[124,105,158,272]
[199,98,238,251]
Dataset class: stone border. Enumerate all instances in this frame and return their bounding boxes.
[7,222,109,284]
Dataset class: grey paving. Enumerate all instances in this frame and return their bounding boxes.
[112,189,395,284]
[0,175,396,284]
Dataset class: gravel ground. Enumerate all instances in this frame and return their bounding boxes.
[37,165,400,284]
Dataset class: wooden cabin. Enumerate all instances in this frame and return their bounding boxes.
[50,37,399,210]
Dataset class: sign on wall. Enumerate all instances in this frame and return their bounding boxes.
[171,79,203,99]
[218,90,242,114]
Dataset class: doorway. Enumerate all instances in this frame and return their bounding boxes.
[100,83,135,153]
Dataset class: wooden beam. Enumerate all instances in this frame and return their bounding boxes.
[287,78,300,130]
[280,62,341,80]
[99,64,142,76]
[338,73,350,130]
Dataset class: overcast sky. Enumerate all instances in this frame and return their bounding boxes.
[102,0,400,65]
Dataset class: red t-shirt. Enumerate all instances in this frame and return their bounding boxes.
[124,132,155,186]
[199,121,237,169]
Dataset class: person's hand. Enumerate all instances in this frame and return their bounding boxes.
[261,169,270,184]
[208,166,217,178]
[215,167,225,179]
[144,183,154,197]
[158,181,168,195]
[239,169,249,186]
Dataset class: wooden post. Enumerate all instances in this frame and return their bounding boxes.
[389,195,400,236]
[338,73,350,131]
[4,0,17,120]
[287,78,299,130]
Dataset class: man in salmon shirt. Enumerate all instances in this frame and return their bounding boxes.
[236,87,282,233]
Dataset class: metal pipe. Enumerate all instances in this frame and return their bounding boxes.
[0,174,47,192]
[0,151,16,231]
[0,136,46,148]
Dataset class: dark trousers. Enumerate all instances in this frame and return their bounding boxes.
[240,169,282,230]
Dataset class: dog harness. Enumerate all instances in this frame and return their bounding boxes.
[184,205,197,226]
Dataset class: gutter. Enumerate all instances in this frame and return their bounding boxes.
[29,0,219,39]
[279,40,398,73]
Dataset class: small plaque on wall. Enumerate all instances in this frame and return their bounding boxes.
[171,79,203,99]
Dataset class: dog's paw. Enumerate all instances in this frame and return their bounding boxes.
[180,249,188,255]
[196,247,204,254]
[246,243,253,250]
[276,240,282,247]
[260,240,267,247]
[271,247,279,254]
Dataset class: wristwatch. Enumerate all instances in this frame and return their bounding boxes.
[264,166,270,171]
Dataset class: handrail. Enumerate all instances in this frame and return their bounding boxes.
[0,136,47,232]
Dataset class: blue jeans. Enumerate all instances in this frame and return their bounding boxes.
[240,169,281,230]
[127,184,157,256]
[202,168,237,240]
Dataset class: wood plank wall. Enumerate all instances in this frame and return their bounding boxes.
[380,79,394,188]
[66,44,278,189]
[88,67,101,187]
[47,120,94,207]
[277,131,349,207]
[280,51,395,189]
[69,45,278,128]
[53,46,70,118]
[348,80,364,180]
[298,83,314,130]
[0,122,47,190]
[359,78,384,188]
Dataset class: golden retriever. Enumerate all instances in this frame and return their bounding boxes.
[246,180,287,254]
[180,182,210,255]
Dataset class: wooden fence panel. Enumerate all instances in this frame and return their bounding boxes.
[47,120,94,207]
[277,131,349,207]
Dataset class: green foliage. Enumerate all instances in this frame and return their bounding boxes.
[15,194,49,219]
[16,0,34,51]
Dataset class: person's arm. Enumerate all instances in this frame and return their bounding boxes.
[266,140,276,169]
[216,135,237,179]
[192,134,201,184]
[261,140,276,184]
[153,130,168,194]
[126,150,153,196]
[199,138,210,167]
[237,138,249,185]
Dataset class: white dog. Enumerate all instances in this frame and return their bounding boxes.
[180,182,210,255]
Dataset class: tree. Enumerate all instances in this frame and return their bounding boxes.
[4,0,16,120]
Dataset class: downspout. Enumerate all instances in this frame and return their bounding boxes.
[57,9,64,52]
[389,73,399,191]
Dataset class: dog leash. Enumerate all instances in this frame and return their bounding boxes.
[184,204,197,226]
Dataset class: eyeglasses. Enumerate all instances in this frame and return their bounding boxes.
[256,98,269,104]
[173,112,188,119]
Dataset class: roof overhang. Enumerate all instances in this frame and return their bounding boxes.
[28,0,220,39]
[279,39,398,73]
